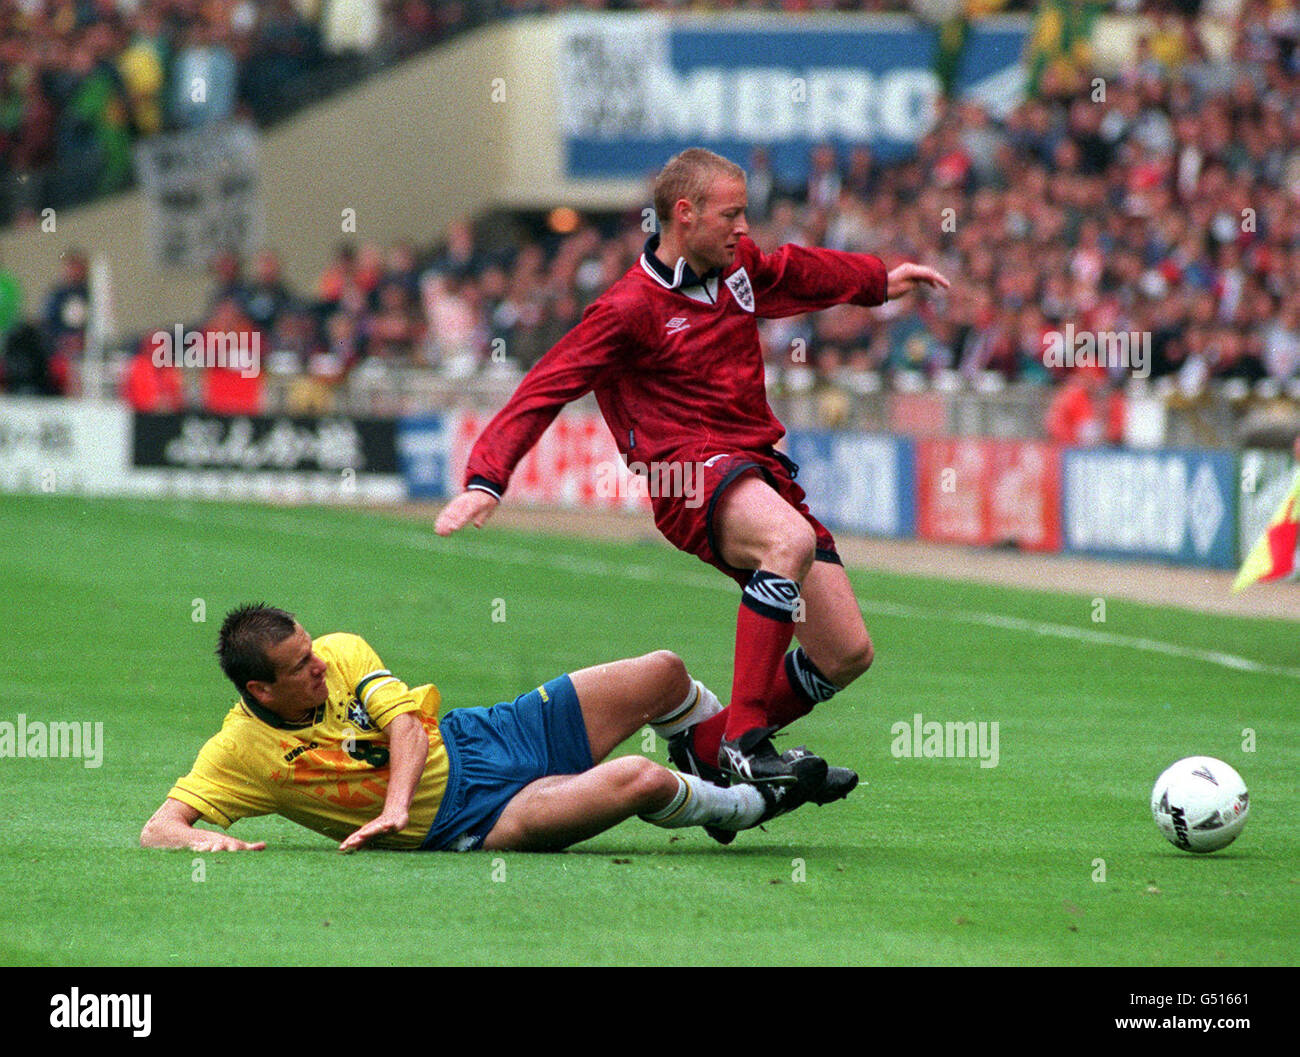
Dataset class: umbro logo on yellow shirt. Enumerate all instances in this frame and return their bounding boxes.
[283,741,320,763]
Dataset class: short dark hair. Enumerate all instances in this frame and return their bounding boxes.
[217,603,298,697]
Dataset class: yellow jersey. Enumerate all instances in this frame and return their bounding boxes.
[168,632,449,849]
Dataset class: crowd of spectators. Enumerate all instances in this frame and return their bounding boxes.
[3,0,1299,441]
[0,0,495,223]
[0,0,1188,224]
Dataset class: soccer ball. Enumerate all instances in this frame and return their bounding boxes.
[1150,756,1250,854]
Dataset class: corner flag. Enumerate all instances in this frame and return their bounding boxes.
[1232,470,1300,592]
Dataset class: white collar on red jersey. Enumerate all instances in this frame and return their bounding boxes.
[640,234,721,305]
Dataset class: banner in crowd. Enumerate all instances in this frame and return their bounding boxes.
[130,411,403,502]
[784,430,915,538]
[0,397,131,495]
[447,407,649,512]
[557,13,1029,180]
[915,438,1062,551]
[397,415,451,502]
[134,119,264,270]
[1062,448,1237,569]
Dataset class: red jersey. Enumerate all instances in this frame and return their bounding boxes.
[464,234,888,497]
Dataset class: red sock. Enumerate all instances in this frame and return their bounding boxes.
[690,710,727,769]
[723,570,800,741]
[691,658,813,766]
[764,655,818,729]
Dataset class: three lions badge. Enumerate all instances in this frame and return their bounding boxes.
[725,268,755,313]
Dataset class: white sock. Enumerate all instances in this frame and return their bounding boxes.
[640,772,764,831]
[649,678,724,739]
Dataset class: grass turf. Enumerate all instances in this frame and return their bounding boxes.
[0,493,1295,966]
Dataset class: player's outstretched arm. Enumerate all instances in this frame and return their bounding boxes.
[140,798,266,852]
[886,263,951,300]
[434,489,499,537]
[338,713,429,853]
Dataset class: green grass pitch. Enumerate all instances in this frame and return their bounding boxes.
[0,493,1295,966]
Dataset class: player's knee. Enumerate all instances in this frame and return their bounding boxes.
[638,762,683,809]
[644,648,689,705]
[613,756,677,809]
[762,519,816,580]
[648,648,688,684]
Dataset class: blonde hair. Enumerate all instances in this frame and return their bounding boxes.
[653,148,745,230]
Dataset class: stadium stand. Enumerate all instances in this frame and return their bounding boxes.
[1,0,1298,449]
[0,0,503,223]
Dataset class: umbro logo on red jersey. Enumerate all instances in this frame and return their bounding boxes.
[665,317,690,333]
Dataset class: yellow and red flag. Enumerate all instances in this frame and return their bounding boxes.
[1232,471,1300,592]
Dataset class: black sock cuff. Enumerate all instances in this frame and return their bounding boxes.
[786,647,840,704]
[741,570,801,622]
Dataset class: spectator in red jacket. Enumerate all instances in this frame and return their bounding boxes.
[122,329,184,411]
[1046,367,1125,446]
[201,298,263,415]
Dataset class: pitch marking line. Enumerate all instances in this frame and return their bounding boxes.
[861,600,1300,681]
[156,506,1300,681]
[450,537,1300,682]
[424,531,1300,682]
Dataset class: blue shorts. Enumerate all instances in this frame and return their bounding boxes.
[421,674,594,851]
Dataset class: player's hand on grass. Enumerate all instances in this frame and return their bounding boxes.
[188,833,266,852]
[338,809,409,854]
[886,263,950,300]
[435,489,499,536]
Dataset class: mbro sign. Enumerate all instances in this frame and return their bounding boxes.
[559,13,1029,178]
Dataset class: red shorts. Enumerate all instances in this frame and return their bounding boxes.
[648,446,841,586]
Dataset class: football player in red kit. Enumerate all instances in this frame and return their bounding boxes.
[437,147,949,800]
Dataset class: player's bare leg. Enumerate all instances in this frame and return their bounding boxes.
[483,752,825,851]
[793,558,874,690]
[713,474,817,581]
[705,475,828,787]
[668,476,860,811]
[481,649,817,850]
[568,649,697,761]
[482,758,682,851]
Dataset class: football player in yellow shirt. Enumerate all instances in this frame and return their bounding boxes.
[141,604,854,853]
